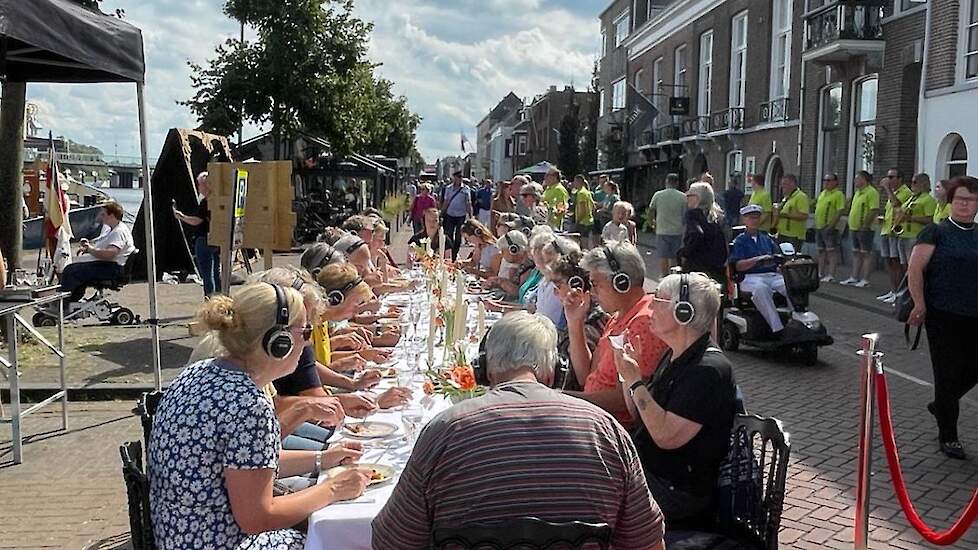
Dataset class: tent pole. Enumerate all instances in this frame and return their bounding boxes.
[137,82,162,390]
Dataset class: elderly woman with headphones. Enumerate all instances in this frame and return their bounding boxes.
[613,272,737,531]
[150,283,372,549]
[485,229,534,303]
[562,241,669,427]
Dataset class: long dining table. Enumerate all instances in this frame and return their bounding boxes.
[305,289,491,550]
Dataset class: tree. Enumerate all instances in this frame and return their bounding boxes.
[557,97,580,178]
[580,61,599,173]
[185,0,419,159]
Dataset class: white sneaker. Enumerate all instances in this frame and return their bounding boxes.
[883,294,897,304]
[820,275,834,283]
[876,291,894,301]
[853,279,870,288]
[839,277,857,285]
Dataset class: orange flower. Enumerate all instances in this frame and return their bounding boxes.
[423,379,435,395]
[451,366,477,391]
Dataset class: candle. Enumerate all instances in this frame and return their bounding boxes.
[427,301,437,365]
[438,227,446,260]
[477,301,486,339]
[454,273,466,345]
[425,236,433,256]
[440,268,448,299]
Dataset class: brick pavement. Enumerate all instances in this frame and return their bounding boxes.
[0,401,140,550]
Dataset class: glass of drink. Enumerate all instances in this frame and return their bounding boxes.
[401,405,423,445]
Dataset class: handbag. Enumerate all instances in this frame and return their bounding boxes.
[893,275,922,350]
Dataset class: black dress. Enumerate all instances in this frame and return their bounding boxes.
[679,208,728,285]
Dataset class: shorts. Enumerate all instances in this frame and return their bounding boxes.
[815,228,840,250]
[851,230,874,253]
[656,234,683,259]
[880,235,909,264]
[573,222,593,236]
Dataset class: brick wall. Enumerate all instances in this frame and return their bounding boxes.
[877,10,925,177]
[926,0,961,91]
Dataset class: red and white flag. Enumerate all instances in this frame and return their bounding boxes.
[44,132,73,272]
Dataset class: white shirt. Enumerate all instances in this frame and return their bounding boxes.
[602,222,629,243]
[532,277,564,326]
[75,222,135,266]
[479,244,498,270]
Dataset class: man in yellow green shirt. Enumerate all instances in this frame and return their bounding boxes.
[542,167,570,230]
[840,170,880,287]
[898,173,937,245]
[747,174,773,233]
[877,169,913,303]
[813,173,846,282]
[570,174,595,248]
[774,174,810,251]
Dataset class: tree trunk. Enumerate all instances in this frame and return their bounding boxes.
[0,82,27,274]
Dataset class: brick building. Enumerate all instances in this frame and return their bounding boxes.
[510,85,595,173]
[475,92,523,180]
[621,0,803,208]
[919,0,978,180]
[595,0,635,174]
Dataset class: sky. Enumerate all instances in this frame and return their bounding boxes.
[25,0,600,164]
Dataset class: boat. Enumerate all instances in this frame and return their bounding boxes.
[23,204,105,249]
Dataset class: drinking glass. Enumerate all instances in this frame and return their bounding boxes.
[400,405,424,445]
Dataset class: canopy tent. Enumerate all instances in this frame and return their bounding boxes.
[0,0,163,388]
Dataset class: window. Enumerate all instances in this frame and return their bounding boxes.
[898,0,927,12]
[599,88,607,116]
[727,150,744,182]
[652,57,664,121]
[612,78,626,111]
[948,136,969,178]
[504,139,513,158]
[699,31,714,117]
[601,28,607,57]
[770,0,792,100]
[852,77,877,176]
[634,68,646,94]
[966,0,978,79]
[614,12,631,48]
[729,12,748,109]
[817,84,843,193]
[673,45,688,121]
[516,134,527,156]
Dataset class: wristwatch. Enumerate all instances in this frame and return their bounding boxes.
[314,450,323,474]
[628,379,645,399]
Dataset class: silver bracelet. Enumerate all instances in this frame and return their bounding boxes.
[314,450,323,474]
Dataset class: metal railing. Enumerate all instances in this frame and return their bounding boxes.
[759,98,791,123]
[804,1,885,51]
[636,128,658,148]
[710,108,745,132]
[23,150,158,168]
[657,123,680,142]
[680,115,710,138]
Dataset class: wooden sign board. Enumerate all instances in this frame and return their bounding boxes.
[207,161,295,258]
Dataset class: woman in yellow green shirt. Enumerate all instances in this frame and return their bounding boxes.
[934,179,952,223]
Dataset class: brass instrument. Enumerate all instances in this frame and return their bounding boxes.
[892,193,921,236]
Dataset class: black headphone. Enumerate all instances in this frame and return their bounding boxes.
[603,245,632,293]
[673,273,696,326]
[326,276,364,307]
[262,284,295,359]
[550,238,565,256]
[309,247,337,277]
[344,239,367,255]
[567,265,591,291]
[475,327,491,386]
[504,233,520,255]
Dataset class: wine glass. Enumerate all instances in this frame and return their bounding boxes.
[400,405,423,445]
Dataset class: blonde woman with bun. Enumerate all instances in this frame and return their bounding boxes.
[459,218,500,276]
[150,283,370,550]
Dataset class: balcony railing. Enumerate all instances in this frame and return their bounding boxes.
[680,116,710,138]
[759,98,790,123]
[657,123,680,142]
[710,108,745,132]
[804,1,884,51]
[636,128,657,148]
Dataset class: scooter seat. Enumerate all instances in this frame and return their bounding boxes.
[92,278,126,291]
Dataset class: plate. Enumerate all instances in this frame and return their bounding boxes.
[380,366,399,378]
[325,462,395,487]
[608,334,625,350]
[341,421,398,439]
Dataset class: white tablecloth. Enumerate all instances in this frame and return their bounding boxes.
[305,295,480,550]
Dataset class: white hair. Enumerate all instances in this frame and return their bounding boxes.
[196,171,208,185]
[528,225,555,255]
[250,267,324,311]
[497,230,528,253]
[580,240,646,285]
[655,272,721,334]
[689,181,723,224]
[485,311,557,381]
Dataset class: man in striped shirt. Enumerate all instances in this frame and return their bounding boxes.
[372,312,664,550]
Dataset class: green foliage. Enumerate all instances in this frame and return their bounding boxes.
[185,0,420,159]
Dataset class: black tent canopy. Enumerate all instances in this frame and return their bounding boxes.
[0,0,144,83]
[0,0,162,387]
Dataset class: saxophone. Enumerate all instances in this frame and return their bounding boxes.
[892,193,920,236]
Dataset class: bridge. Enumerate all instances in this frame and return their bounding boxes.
[23,149,157,187]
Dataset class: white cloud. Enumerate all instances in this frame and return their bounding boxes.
[26,0,599,164]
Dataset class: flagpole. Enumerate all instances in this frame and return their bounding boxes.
[137,83,163,390]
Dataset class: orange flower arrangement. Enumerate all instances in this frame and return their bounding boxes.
[450,365,477,391]
[423,379,435,396]
[423,342,486,402]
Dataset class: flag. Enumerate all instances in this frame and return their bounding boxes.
[460,132,471,153]
[625,83,659,142]
[44,132,72,252]
[53,226,73,274]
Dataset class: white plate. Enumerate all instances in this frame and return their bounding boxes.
[325,462,396,488]
[341,421,399,439]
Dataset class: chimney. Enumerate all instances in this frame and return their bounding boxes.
[549,85,557,93]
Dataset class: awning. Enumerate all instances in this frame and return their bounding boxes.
[0,0,145,83]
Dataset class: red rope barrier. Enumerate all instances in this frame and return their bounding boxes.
[875,371,978,545]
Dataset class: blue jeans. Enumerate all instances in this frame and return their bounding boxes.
[59,261,123,302]
[193,236,221,296]
[282,421,334,450]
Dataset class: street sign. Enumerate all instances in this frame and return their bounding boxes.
[222,168,249,294]
[669,97,690,116]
